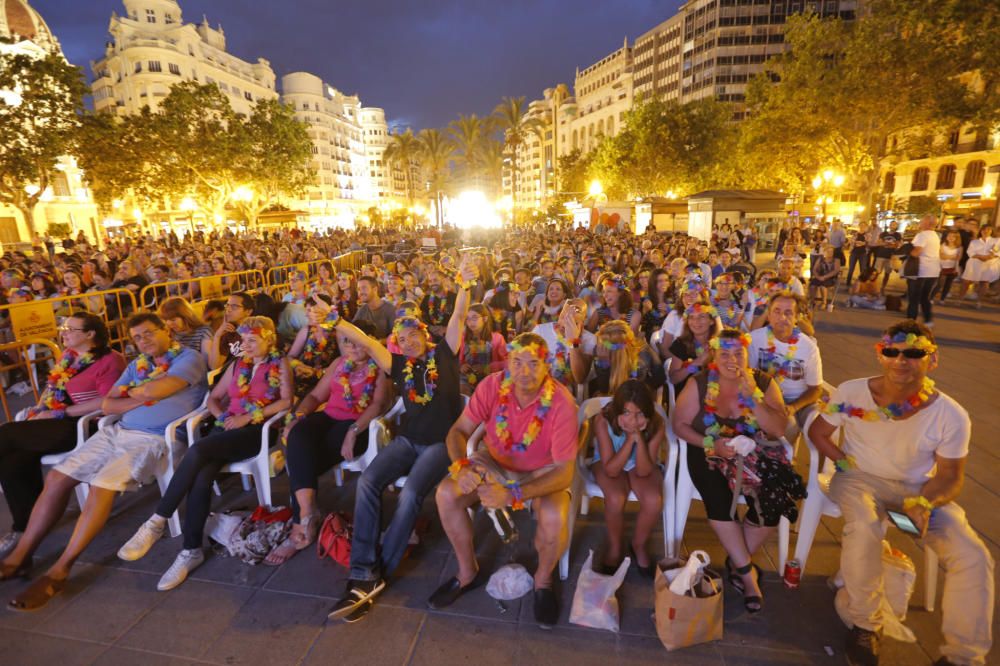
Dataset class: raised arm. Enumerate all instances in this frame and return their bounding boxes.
[444,257,479,355]
[335,318,392,373]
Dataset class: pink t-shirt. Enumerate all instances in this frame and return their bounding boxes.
[66,351,127,404]
[465,371,579,473]
[227,359,280,416]
[324,356,380,421]
[458,332,508,372]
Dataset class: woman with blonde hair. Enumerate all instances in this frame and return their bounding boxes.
[590,320,647,396]
[159,297,213,360]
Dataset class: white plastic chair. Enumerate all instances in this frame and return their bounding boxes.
[574,397,674,567]
[667,432,792,572]
[335,397,405,487]
[185,406,289,509]
[793,409,939,611]
[14,408,103,512]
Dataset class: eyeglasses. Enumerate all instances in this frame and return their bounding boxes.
[224,303,244,310]
[879,347,929,359]
[131,330,161,342]
[59,326,85,333]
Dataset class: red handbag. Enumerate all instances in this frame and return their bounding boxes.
[317,512,352,567]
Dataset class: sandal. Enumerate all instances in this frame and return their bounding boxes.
[264,512,320,567]
[724,557,745,594]
[9,575,66,612]
[0,559,32,582]
[731,560,763,614]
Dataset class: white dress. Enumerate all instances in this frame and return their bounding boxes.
[962,238,1000,283]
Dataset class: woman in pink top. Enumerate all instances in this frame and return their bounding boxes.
[458,304,507,395]
[266,319,392,565]
[0,313,125,556]
[118,316,292,590]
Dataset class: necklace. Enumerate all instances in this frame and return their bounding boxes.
[763,326,800,384]
[426,293,449,325]
[27,349,97,419]
[824,377,936,421]
[403,346,438,404]
[337,357,379,413]
[118,343,184,398]
[217,351,283,425]
[551,328,572,385]
[463,335,492,386]
[702,364,764,454]
[494,373,555,453]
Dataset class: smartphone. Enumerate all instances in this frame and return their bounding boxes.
[887,510,921,536]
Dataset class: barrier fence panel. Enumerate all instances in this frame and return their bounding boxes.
[0,337,61,424]
[264,250,365,288]
[138,270,268,312]
[0,289,138,358]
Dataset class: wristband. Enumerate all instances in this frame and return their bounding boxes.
[455,277,474,291]
[903,496,934,512]
[448,457,471,480]
[834,455,856,472]
[503,478,525,511]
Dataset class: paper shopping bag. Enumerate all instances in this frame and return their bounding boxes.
[653,557,723,651]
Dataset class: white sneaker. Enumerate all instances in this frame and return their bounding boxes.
[0,531,22,558]
[5,381,30,396]
[157,548,205,591]
[118,517,166,561]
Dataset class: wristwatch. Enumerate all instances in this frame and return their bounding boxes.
[350,423,360,434]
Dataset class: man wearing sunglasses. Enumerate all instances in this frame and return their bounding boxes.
[809,321,992,666]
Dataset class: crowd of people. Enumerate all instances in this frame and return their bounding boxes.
[0,217,995,665]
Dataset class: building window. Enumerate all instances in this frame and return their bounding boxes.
[146,8,156,23]
[165,13,174,24]
[963,160,986,188]
[935,164,956,190]
[148,61,161,73]
[244,91,253,101]
[883,171,896,194]
[134,62,142,73]
[168,63,180,75]
[910,167,930,192]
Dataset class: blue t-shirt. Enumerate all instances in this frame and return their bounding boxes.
[592,422,636,472]
[115,347,208,435]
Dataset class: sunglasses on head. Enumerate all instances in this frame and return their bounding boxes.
[879,347,929,359]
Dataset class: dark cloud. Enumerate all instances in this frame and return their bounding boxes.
[42,0,682,129]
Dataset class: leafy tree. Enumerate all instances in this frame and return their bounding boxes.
[384,128,421,205]
[449,113,493,190]
[418,128,453,197]
[493,96,543,207]
[475,138,505,199]
[0,43,86,236]
[557,148,591,196]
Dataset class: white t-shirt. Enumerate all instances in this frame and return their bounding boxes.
[748,326,822,402]
[532,322,597,359]
[912,229,942,278]
[660,310,685,339]
[821,378,969,484]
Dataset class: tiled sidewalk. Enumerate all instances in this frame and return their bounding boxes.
[0,296,996,665]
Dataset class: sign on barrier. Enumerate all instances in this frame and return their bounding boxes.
[200,276,224,300]
[9,301,58,340]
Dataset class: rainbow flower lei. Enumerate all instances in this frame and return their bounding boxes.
[337,357,379,413]
[425,293,449,325]
[763,326,800,384]
[118,342,184,400]
[403,346,438,404]
[551,329,573,385]
[494,372,555,453]
[823,376,936,421]
[216,350,283,426]
[27,349,97,419]
[463,337,492,387]
[702,362,764,455]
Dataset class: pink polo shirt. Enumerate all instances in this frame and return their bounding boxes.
[465,371,579,473]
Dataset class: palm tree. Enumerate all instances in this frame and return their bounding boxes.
[476,138,505,199]
[493,97,543,209]
[418,128,454,195]
[448,113,492,190]
[383,128,421,205]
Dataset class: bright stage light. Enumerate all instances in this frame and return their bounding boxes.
[450,191,502,229]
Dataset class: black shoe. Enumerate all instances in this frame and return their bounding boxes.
[427,570,486,610]
[845,626,881,666]
[327,578,386,621]
[628,545,655,579]
[533,587,558,629]
[729,559,763,613]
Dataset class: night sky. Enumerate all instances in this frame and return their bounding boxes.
[39,0,684,130]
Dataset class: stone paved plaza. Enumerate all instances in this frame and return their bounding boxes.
[0,293,997,665]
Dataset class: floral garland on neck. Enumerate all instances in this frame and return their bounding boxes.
[217,350,283,426]
[824,376,936,421]
[27,349,97,419]
[425,292,449,325]
[301,310,340,364]
[551,328,573,385]
[463,335,492,387]
[702,363,764,455]
[403,346,438,404]
[763,326,800,384]
[712,296,740,328]
[680,339,708,376]
[118,342,184,399]
[494,371,556,453]
[337,357,379,413]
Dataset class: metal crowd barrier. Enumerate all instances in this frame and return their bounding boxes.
[264,250,365,287]
[0,337,60,423]
[137,270,267,310]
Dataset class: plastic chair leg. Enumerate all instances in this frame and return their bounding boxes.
[580,495,590,516]
[155,469,182,538]
[74,484,89,512]
[334,467,344,487]
[925,547,939,612]
[673,486,693,558]
[241,475,252,492]
[778,516,790,574]
[254,459,272,509]
[792,495,824,575]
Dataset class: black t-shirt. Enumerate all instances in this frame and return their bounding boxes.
[390,342,462,446]
[668,337,701,395]
[874,231,902,259]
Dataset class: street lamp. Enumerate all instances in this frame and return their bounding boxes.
[179,196,197,235]
[813,170,845,222]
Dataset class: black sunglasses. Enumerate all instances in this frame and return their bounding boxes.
[880,347,929,359]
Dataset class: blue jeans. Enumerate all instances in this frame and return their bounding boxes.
[349,436,450,581]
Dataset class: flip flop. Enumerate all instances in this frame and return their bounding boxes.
[264,512,320,567]
[9,575,66,612]
[327,580,386,621]
[0,559,32,582]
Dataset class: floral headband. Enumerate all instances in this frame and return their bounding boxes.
[237,324,275,339]
[709,333,751,350]
[391,316,428,340]
[600,339,628,352]
[506,338,549,360]
[681,279,707,295]
[9,286,32,298]
[877,332,937,354]
[685,303,719,318]
[602,274,627,291]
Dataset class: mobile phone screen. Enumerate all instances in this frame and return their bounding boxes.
[887,510,921,536]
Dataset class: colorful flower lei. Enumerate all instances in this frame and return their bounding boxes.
[216,350,283,426]
[709,333,752,351]
[823,377,936,421]
[876,332,937,354]
[425,293,449,325]
[762,325,801,385]
[551,329,573,385]
[684,302,719,319]
[494,371,555,453]
[26,349,97,419]
[403,346,438,404]
[337,357,379,413]
[118,342,184,401]
[702,363,764,455]
[463,337,492,387]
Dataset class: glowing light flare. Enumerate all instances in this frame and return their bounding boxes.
[449,191,502,229]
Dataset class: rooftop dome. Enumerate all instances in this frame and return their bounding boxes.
[0,0,60,53]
